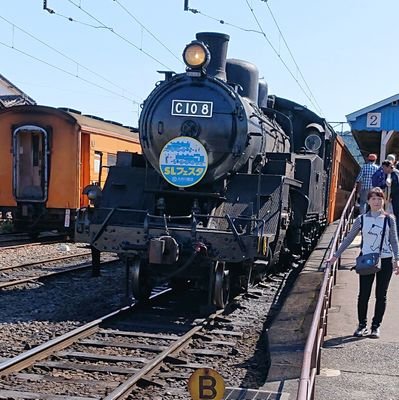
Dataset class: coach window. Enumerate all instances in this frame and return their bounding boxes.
[107,153,117,167]
[93,151,103,186]
[97,153,117,186]
[13,125,48,202]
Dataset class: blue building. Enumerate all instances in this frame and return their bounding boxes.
[346,94,399,163]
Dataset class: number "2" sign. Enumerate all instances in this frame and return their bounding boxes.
[367,112,381,128]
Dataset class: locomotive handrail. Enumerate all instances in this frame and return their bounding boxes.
[90,208,116,244]
[226,214,246,252]
[297,186,357,400]
[91,207,268,233]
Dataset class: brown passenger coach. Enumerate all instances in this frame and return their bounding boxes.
[0,105,140,236]
[327,134,360,222]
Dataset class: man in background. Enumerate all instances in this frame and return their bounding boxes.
[356,153,379,213]
[372,153,396,188]
[381,160,399,228]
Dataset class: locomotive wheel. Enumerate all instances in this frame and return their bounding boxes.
[132,258,152,302]
[213,261,230,309]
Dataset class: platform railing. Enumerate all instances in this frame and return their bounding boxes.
[296,187,357,400]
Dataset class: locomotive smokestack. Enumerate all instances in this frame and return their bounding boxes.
[196,32,229,80]
[258,80,269,109]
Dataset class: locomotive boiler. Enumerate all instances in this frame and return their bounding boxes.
[76,32,335,307]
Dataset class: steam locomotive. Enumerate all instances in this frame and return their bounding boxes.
[76,32,335,307]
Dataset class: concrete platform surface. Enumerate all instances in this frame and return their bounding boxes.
[262,223,399,400]
[315,238,399,400]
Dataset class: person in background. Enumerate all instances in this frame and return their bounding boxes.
[356,153,379,213]
[326,188,399,338]
[380,160,399,229]
[387,153,396,164]
[372,154,396,189]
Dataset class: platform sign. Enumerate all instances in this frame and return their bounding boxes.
[159,136,208,187]
[188,368,225,400]
[366,112,381,128]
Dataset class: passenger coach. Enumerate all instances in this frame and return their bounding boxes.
[0,105,140,236]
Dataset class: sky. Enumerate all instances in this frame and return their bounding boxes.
[1,0,398,130]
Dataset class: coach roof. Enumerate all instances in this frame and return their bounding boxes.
[0,104,139,142]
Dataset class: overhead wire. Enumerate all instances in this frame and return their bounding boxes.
[185,6,263,34]
[330,121,351,133]
[245,0,323,115]
[260,0,323,115]
[0,15,139,102]
[112,0,183,66]
[44,7,111,29]
[0,40,140,105]
[186,2,324,116]
[66,0,174,71]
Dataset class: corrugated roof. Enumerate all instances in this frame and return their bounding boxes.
[346,93,399,121]
[0,95,35,109]
[0,104,139,142]
[0,73,36,107]
[66,110,139,141]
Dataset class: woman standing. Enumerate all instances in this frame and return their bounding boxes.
[327,188,399,338]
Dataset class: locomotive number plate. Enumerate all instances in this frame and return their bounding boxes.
[171,100,213,118]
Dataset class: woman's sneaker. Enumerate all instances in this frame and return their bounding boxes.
[370,327,380,339]
[354,325,368,337]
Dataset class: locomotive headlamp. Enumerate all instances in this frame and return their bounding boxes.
[87,189,98,200]
[183,41,210,69]
[83,184,102,205]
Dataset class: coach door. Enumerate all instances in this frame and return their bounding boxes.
[79,133,90,206]
[13,125,48,202]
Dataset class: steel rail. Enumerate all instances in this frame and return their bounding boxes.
[297,187,357,400]
[0,289,170,376]
[0,252,91,272]
[0,259,118,289]
[0,308,125,376]
[0,240,62,251]
[0,264,92,289]
[104,308,225,400]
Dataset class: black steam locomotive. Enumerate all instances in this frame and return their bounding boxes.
[76,32,335,307]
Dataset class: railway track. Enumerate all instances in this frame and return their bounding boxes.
[0,236,67,250]
[0,284,268,399]
[0,253,118,289]
[0,290,194,399]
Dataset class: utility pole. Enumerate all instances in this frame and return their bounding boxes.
[184,0,189,11]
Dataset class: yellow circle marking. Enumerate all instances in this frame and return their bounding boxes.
[188,368,225,400]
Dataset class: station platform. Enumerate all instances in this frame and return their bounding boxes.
[315,235,399,400]
[262,221,399,399]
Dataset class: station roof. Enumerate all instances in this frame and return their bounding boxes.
[0,73,36,108]
[346,93,399,161]
[346,93,399,131]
